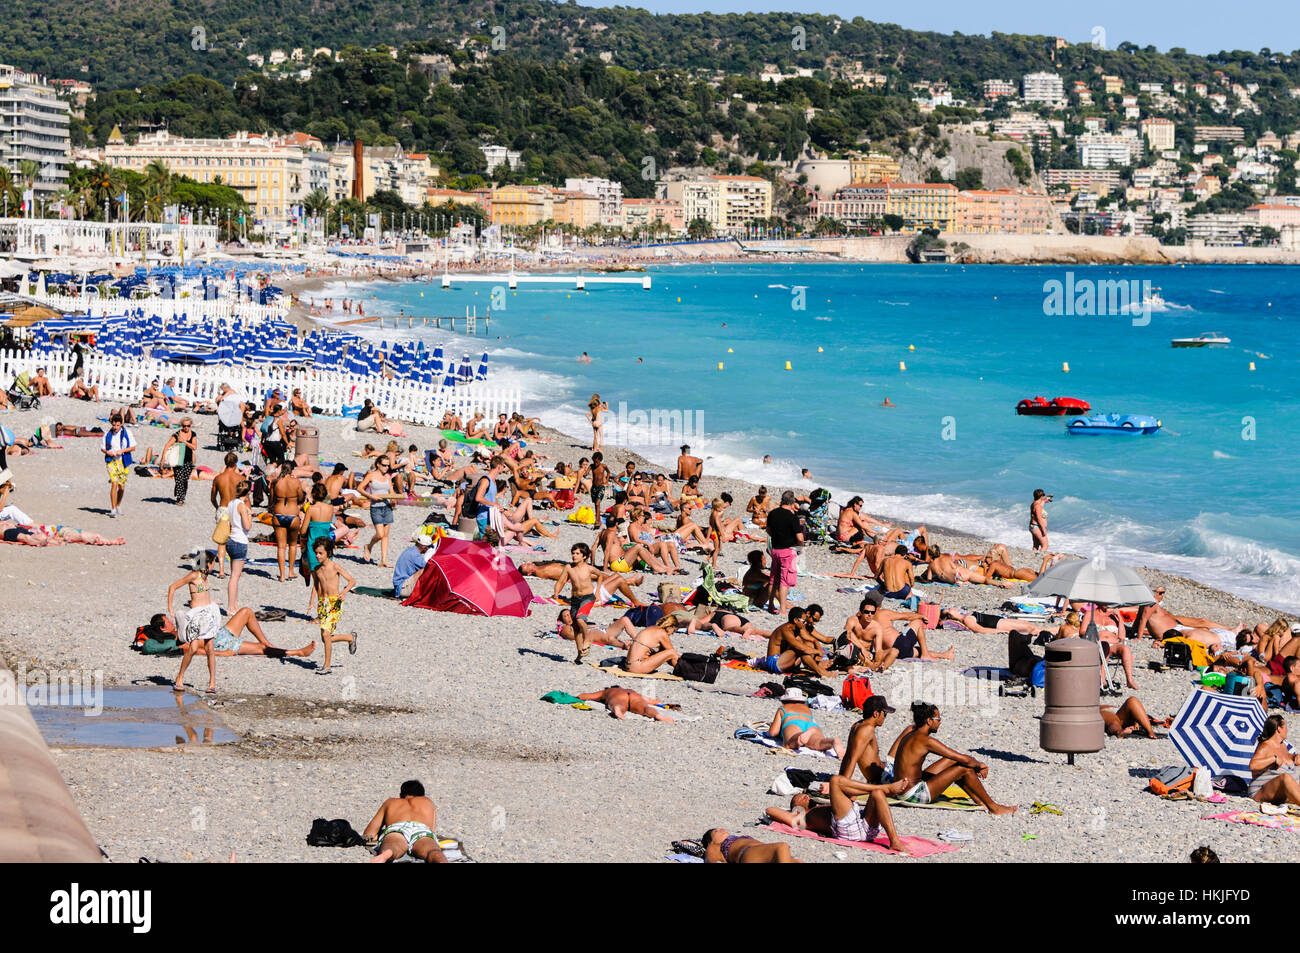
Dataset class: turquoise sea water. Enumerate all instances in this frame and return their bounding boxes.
[322,262,1300,612]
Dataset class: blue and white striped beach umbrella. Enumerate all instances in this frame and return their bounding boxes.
[1169,690,1267,779]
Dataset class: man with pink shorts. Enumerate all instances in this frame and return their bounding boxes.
[764,490,804,615]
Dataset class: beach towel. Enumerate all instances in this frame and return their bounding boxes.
[764,822,960,857]
[540,690,592,710]
[666,852,705,863]
[588,660,683,681]
[810,784,983,812]
[735,724,837,759]
[1202,810,1300,831]
[722,658,761,673]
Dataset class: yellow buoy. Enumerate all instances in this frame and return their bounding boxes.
[817,346,823,352]
[1249,361,1256,371]
[419,291,424,297]
[899,361,906,371]
[784,361,792,370]
[676,297,681,303]
[1062,362,1070,373]
[727,347,733,353]
[717,362,724,370]
[908,344,915,351]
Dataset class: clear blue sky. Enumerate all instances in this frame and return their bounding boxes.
[629,1,1295,56]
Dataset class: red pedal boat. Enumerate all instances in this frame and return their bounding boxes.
[1016,396,1091,416]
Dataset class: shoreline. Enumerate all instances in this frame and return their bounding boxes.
[278,269,1298,618]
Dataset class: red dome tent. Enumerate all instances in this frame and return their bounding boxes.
[401,538,532,618]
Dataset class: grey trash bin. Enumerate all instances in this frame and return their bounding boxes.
[1039,637,1105,760]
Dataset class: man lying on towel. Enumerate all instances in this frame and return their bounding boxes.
[364,779,447,863]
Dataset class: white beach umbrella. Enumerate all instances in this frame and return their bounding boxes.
[1025,556,1155,607]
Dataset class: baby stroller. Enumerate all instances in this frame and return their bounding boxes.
[799,488,834,544]
[5,372,40,411]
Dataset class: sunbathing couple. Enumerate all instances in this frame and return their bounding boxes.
[840,592,955,670]
[761,698,1016,856]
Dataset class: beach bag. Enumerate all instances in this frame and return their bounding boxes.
[672,652,720,683]
[917,600,940,628]
[1148,766,1195,797]
[212,510,231,544]
[305,818,366,849]
[566,505,595,525]
[1162,637,1207,669]
[783,674,833,697]
[1223,672,1252,697]
[657,582,677,604]
[841,674,873,711]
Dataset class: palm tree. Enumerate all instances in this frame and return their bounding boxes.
[0,167,20,215]
[86,163,123,220]
[142,159,173,220]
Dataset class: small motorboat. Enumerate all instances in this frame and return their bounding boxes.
[1066,413,1161,435]
[1171,332,1231,348]
[1016,396,1091,416]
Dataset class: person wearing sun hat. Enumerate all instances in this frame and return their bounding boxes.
[392,532,436,598]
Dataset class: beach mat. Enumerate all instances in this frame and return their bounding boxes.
[808,783,983,811]
[765,822,959,857]
[587,660,682,681]
[1203,810,1300,831]
[736,724,837,759]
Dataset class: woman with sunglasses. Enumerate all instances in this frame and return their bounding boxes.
[161,418,198,505]
[358,455,399,567]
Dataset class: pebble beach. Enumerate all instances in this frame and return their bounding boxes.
[2,397,1296,864]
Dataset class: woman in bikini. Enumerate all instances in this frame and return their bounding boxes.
[1248,716,1300,807]
[767,688,844,756]
[271,462,306,582]
[587,395,607,452]
[701,828,800,863]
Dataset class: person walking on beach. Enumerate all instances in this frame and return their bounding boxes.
[102,413,136,519]
[765,491,802,615]
[589,451,610,526]
[310,538,357,674]
[555,543,597,664]
[1030,488,1051,551]
[224,479,253,613]
[358,455,398,566]
[160,417,198,506]
[210,452,241,577]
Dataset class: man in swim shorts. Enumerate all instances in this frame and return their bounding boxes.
[893,702,1018,814]
[364,780,447,863]
[874,545,914,601]
[555,543,598,664]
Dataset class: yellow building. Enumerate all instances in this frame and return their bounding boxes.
[849,152,901,183]
[1102,75,1123,94]
[489,185,553,226]
[550,190,602,228]
[104,130,304,225]
[885,182,958,231]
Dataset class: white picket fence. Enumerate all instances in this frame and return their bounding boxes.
[24,292,289,325]
[0,349,520,427]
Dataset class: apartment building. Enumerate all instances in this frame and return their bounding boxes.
[1041,169,1123,194]
[994,112,1055,148]
[1194,126,1245,142]
[808,181,887,229]
[880,181,958,231]
[620,197,685,235]
[1186,213,1252,244]
[564,176,623,228]
[0,64,72,201]
[550,190,602,229]
[488,185,553,226]
[105,129,302,224]
[661,175,772,233]
[983,79,1017,99]
[1022,72,1065,105]
[1140,118,1176,151]
[849,152,901,182]
[1076,133,1139,169]
[481,144,522,173]
[953,189,1057,233]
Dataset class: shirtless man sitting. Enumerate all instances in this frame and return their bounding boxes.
[892,702,1018,814]
[875,545,915,601]
[364,780,447,863]
[521,560,645,606]
[576,686,676,722]
[847,527,906,579]
[856,591,955,662]
[753,607,833,677]
[290,388,313,418]
[32,368,53,397]
[621,616,681,674]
